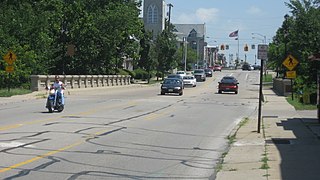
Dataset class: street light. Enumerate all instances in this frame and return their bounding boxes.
[251,33,266,44]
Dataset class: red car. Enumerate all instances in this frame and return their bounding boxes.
[218,76,239,94]
[213,65,222,72]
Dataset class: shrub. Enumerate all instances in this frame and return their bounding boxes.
[121,69,136,78]
[133,68,149,80]
[117,69,129,76]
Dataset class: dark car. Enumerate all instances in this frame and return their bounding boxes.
[242,64,251,71]
[167,74,183,80]
[193,69,206,82]
[218,76,239,94]
[252,64,261,70]
[160,78,183,95]
[204,68,213,77]
[167,74,184,88]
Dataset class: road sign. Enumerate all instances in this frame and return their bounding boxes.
[286,71,296,79]
[3,51,17,65]
[283,55,299,70]
[257,44,268,59]
[5,65,14,73]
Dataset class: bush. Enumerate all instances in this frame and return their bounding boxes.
[116,69,129,76]
[133,69,149,80]
[121,69,136,78]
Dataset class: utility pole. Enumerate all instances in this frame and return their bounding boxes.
[167,3,173,30]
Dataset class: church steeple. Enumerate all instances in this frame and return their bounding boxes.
[143,0,166,39]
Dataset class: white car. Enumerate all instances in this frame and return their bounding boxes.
[183,75,197,87]
[176,71,186,78]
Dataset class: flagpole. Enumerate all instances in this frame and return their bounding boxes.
[237,33,240,62]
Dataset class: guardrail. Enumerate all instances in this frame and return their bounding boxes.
[30,75,131,91]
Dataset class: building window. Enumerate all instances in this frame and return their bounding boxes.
[147,5,158,24]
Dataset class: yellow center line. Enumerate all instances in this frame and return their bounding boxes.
[0,140,84,173]
[0,123,120,173]
[144,108,175,121]
[0,124,23,131]
[0,101,137,132]
[0,101,139,172]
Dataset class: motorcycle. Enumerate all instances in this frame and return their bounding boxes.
[46,87,64,113]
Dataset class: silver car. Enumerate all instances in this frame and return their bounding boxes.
[183,75,197,87]
[193,69,206,82]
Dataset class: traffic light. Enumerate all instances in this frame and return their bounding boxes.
[225,45,229,50]
[244,44,249,51]
[220,44,225,50]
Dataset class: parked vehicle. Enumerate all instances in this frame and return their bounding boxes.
[218,76,239,94]
[160,78,184,96]
[193,69,206,82]
[213,65,222,72]
[183,75,197,87]
[46,88,64,113]
[204,68,213,77]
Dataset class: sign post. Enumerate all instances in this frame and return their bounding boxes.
[3,50,17,92]
[257,44,268,133]
[282,54,299,100]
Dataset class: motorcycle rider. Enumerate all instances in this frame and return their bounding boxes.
[51,75,65,105]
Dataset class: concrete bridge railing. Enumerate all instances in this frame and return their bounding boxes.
[30,75,131,91]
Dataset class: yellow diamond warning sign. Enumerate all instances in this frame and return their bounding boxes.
[3,51,17,65]
[283,55,299,70]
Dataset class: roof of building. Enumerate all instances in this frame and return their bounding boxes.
[173,24,206,41]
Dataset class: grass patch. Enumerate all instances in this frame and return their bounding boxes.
[149,78,163,84]
[262,74,273,82]
[286,96,317,110]
[0,88,32,97]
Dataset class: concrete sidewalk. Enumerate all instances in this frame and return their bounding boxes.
[216,88,320,180]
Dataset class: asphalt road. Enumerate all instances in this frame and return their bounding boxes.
[0,70,261,179]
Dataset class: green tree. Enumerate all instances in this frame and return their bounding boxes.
[175,46,197,71]
[268,0,320,98]
[0,0,143,88]
[154,30,178,79]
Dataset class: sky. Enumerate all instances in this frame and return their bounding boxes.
[145,0,292,65]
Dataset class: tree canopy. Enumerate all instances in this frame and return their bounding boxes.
[0,0,143,88]
[268,0,320,94]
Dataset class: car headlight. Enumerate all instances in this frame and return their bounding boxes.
[174,87,181,90]
[161,86,168,89]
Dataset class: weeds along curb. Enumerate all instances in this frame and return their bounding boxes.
[261,118,270,177]
[215,117,250,173]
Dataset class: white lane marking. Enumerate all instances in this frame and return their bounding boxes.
[0,141,34,148]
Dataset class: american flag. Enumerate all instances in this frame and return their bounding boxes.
[229,30,238,37]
